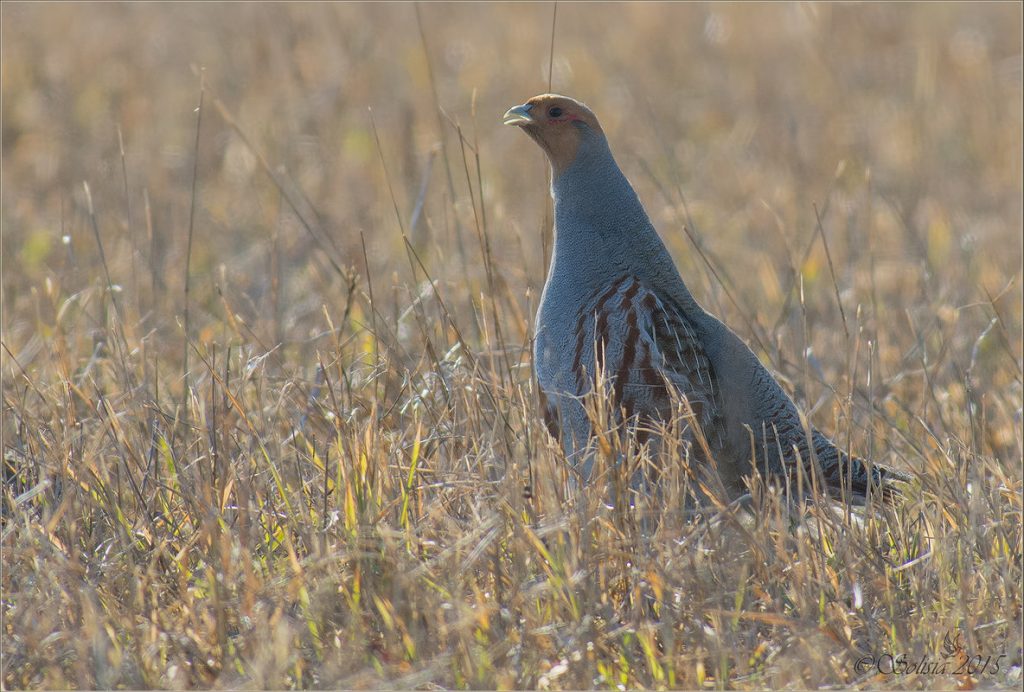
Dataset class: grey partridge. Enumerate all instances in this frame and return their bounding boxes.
[504,94,908,503]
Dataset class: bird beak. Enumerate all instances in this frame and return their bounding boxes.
[502,104,535,126]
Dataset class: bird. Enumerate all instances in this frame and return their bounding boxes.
[503,94,909,504]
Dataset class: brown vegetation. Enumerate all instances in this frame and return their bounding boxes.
[2,3,1021,689]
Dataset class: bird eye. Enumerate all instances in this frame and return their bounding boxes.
[548,106,563,118]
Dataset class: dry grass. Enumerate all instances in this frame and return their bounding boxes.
[2,3,1022,689]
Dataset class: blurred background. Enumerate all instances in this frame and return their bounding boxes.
[4,2,1019,343]
[3,3,1020,368]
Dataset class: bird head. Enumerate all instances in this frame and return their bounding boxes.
[503,94,604,176]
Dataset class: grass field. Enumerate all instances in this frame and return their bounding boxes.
[2,3,1022,689]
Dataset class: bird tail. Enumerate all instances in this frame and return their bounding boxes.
[812,431,910,505]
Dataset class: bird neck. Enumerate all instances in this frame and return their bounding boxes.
[548,133,706,319]
[551,136,647,231]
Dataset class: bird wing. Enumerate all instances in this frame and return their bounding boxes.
[631,282,722,441]
[576,275,722,442]
[558,273,907,502]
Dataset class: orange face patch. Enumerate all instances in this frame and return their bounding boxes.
[505,94,604,175]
